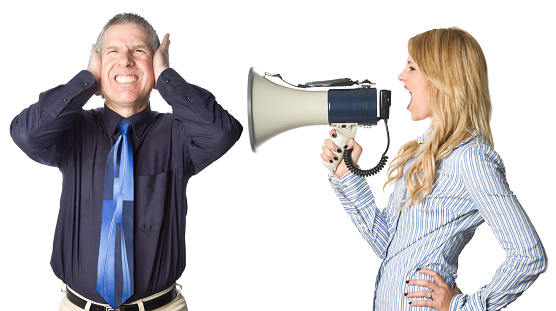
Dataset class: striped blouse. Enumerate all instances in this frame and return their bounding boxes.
[329,130,547,310]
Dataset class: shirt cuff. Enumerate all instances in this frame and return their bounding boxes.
[157,68,185,89]
[39,70,98,126]
[328,170,373,212]
[68,70,98,97]
[156,68,215,124]
[449,294,464,311]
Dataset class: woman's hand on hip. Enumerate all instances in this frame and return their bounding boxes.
[405,268,460,311]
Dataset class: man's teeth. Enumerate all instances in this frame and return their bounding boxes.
[116,75,138,83]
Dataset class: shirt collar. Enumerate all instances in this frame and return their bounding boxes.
[416,127,434,146]
[416,127,478,148]
[103,104,153,140]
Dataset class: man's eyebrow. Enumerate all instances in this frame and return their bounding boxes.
[132,45,153,53]
[102,45,151,52]
[103,45,119,52]
[131,45,149,49]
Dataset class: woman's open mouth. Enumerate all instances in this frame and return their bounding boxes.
[405,85,412,109]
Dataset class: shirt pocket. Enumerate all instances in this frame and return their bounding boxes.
[135,170,170,232]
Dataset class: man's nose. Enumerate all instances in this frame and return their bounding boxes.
[118,50,134,67]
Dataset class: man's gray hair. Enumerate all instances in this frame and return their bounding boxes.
[95,13,160,55]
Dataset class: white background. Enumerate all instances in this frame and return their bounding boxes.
[0,0,553,309]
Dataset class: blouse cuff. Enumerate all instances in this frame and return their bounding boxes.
[448,294,464,311]
[328,171,373,212]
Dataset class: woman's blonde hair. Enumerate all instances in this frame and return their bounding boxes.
[385,27,493,208]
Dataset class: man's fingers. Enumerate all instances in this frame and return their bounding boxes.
[87,43,102,88]
[153,33,170,89]
[161,33,170,49]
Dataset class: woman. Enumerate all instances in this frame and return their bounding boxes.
[321,27,547,311]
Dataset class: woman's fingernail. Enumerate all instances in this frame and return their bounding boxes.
[404,293,408,296]
[329,160,333,163]
[334,156,338,161]
[409,302,413,305]
[332,133,337,138]
[337,148,342,153]
[417,268,422,271]
[344,145,348,149]
[406,280,409,284]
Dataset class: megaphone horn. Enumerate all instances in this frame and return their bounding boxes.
[247,67,391,176]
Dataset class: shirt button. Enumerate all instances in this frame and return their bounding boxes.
[84,82,90,86]
[185,96,191,100]
[63,98,68,101]
[165,78,171,83]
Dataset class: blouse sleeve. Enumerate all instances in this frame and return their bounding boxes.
[329,171,394,259]
[450,144,548,310]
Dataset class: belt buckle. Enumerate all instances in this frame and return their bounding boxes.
[107,303,128,311]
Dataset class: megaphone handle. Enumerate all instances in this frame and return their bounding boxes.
[322,123,358,172]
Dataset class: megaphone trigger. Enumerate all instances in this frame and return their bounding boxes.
[322,123,358,172]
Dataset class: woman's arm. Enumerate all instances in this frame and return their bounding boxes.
[324,133,393,258]
[451,144,548,310]
[329,171,394,259]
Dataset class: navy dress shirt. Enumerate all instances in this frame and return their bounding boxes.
[10,68,242,303]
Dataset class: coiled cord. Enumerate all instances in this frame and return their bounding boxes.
[343,120,390,177]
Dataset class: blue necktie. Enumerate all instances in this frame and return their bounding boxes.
[97,121,134,308]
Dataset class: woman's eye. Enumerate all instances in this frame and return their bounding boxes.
[409,66,416,71]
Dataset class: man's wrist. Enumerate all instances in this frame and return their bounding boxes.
[155,67,170,88]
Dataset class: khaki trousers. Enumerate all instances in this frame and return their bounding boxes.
[59,285,188,311]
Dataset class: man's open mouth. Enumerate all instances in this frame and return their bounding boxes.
[115,75,139,83]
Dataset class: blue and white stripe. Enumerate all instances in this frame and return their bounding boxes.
[329,132,547,311]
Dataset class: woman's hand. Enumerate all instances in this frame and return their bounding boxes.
[405,268,460,311]
[321,129,363,178]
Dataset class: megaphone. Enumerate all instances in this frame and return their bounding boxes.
[247,67,391,175]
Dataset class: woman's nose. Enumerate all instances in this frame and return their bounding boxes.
[398,69,406,82]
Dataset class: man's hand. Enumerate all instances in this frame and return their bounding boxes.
[87,44,102,96]
[154,33,170,88]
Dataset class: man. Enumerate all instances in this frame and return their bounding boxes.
[10,13,242,311]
